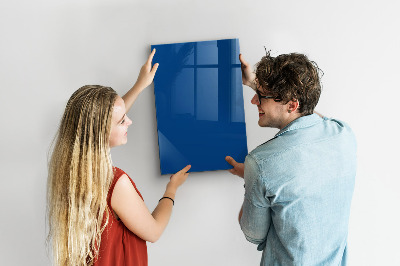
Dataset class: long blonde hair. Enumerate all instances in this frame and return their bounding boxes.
[47,85,118,265]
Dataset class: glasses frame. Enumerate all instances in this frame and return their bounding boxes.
[255,89,282,105]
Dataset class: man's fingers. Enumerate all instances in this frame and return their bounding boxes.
[239,54,249,67]
[225,156,238,167]
[147,48,156,64]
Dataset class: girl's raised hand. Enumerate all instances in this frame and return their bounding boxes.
[135,48,159,89]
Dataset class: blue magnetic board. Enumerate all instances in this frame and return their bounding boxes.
[151,39,248,175]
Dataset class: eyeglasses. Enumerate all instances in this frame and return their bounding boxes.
[255,90,281,105]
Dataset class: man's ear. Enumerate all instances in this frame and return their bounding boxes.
[288,100,299,113]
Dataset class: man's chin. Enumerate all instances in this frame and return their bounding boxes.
[258,120,275,128]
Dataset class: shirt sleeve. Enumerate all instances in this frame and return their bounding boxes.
[239,154,271,247]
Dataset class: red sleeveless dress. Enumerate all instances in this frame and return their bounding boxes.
[93,167,148,266]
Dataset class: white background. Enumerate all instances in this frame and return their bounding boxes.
[1,0,399,265]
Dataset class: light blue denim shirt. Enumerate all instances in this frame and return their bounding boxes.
[240,114,357,266]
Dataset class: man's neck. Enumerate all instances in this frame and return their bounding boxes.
[278,113,303,130]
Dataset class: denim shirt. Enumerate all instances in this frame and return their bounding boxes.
[240,114,357,266]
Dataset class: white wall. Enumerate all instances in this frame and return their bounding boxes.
[1,0,399,265]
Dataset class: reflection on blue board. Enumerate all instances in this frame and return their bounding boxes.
[151,39,248,175]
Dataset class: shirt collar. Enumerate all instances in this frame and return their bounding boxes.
[275,114,322,138]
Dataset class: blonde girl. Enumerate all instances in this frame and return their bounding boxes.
[47,49,191,266]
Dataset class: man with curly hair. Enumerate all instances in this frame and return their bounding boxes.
[226,52,357,265]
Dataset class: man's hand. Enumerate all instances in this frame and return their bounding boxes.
[225,156,244,178]
[135,48,159,90]
[239,54,257,90]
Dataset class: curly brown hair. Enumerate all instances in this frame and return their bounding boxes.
[255,51,323,115]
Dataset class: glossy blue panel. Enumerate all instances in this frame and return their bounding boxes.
[151,39,248,175]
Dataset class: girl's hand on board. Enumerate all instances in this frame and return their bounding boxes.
[167,165,191,192]
[135,48,159,89]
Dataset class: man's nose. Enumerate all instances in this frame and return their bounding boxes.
[251,94,259,105]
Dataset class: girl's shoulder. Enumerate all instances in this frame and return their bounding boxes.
[111,167,143,199]
[113,166,126,178]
